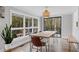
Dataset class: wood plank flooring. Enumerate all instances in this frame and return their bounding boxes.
[7,38,77,52]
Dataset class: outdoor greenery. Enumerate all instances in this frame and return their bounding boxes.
[44,17,61,34]
[28,18,32,27]
[12,16,23,27]
[44,18,52,30]
[12,15,23,37]
[25,18,33,27]
[25,18,28,27]
[1,24,17,44]
[34,18,38,26]
[11,13,38,36]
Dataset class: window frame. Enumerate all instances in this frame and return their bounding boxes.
[43,16,62,38]
[10,10,39,37]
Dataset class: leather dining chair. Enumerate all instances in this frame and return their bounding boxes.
[31,36,47,52]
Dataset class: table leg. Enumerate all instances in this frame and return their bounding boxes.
[29,35,32,52]
[48,37,50,52]
[30,41,32,52]
[45,38,48,52]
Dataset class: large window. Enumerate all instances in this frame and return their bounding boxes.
[44,18,52,31]
[25,17,38,35]
[28,18,32,27]
[12,14,23,28]
[44,17,61,37]
[25,18,28,27]
[11,11,39,37]
[25,17,32,27]
[34,18,38,27]
[12,13,24,37]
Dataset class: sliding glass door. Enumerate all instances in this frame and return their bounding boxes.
[44,17,61,37]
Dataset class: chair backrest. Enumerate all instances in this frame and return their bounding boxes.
[31,36,42,47]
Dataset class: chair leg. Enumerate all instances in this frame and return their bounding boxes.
[30,42,32,52]
[31,44,33,52]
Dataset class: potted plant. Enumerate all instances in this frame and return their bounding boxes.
[1,24,17,44]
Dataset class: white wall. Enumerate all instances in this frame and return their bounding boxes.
[62,14,72,38]
[0,7,10,51]
[72,7,79,41]
[0,18,5,51]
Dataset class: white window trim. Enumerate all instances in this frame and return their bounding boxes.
[10,10,40,36]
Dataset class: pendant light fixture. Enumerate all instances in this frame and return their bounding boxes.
[43,6,50,17]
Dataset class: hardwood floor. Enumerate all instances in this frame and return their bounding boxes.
[8,38,77,52]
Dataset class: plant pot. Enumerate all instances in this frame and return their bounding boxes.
[5,43,12,51]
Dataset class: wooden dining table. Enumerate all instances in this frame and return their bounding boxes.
[30,31,57,52]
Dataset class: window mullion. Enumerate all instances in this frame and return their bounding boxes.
[23,16,25,36]
[37,18,39,32]
[32,18,34,33]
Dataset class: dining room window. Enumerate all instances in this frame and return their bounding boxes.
[44,17,61,37]
[28,18,32,27]
[25,17,38,35]
[11,13,24,37]
[34,18,38,27]
[11,11,39,37]
[25,18,28,27]
[12,14,23,28]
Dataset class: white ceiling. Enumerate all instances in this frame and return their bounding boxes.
[11,6,77,17]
